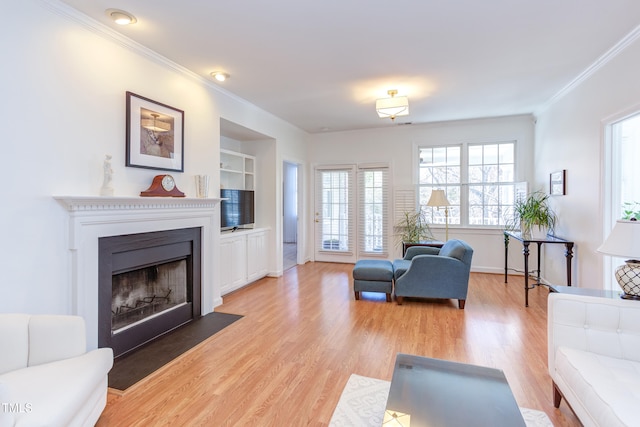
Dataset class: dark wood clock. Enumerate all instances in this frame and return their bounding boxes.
[140,174,185,197]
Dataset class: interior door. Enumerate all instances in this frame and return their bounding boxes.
[283,161,298,270]
[314,166,356,263]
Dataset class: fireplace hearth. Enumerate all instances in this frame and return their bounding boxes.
[99,227,202,358]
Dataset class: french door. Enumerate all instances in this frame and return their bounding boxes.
[314,166,356,263]
[314,164,390,263]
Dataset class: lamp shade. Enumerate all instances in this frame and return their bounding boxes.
[426,189,450,207]
[597,220,640,259]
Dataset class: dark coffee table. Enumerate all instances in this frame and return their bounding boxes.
[384,354,526,426]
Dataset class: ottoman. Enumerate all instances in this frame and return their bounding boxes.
[352,260,394,302]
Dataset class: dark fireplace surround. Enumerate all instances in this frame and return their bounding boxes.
[98,227,202,358]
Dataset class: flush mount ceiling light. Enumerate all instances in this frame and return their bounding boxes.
[105,9,137,25]
[376,89,409,120]
[210,71,230,82]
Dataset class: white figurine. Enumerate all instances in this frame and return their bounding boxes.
[100,154,114,196]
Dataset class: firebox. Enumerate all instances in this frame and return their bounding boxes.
[98,227,202,358]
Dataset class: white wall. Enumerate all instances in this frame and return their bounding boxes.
[0,0,307,315]
[535,34,640,289]
[307,115,535,272]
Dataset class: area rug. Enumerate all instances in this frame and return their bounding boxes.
[329,374,554,427]
[108,312,242,391]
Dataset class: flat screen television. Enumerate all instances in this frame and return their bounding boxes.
[220,189,255,230]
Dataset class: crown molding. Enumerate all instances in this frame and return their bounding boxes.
[38,0,254,108]
[538,24,640,114]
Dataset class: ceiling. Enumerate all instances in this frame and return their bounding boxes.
[60,0,640,134]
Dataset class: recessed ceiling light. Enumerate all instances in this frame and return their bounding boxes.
[105,9,137,25]
[210,71,230,82]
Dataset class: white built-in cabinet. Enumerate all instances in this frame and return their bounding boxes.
[220,228,269,295]
[220,149,255,190]
[247,229,268,281]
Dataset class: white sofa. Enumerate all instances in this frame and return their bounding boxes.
[0,314,113,427]
[548,292,640,427]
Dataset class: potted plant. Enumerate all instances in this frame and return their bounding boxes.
[395,209,433,246]
[510,191,557,239]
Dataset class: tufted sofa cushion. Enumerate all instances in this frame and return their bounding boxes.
[555,347,640,426]
[548,293,640,427]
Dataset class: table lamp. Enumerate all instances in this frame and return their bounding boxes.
[597,219,640,299]
[427,189,450,241]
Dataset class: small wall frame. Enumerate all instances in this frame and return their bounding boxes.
[550,170,566,196]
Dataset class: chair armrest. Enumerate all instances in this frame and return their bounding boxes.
[547,293,640,376]
[404,245,441,260]
[28,315,87,367]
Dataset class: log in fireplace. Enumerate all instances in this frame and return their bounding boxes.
[98,227,202,358]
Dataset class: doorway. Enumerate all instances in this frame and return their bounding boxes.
[283,161,299,270]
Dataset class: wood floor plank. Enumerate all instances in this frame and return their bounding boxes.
[98,262,581,426]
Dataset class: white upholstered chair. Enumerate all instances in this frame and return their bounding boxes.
[0,314,113,426]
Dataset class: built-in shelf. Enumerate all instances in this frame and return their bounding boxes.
[220,149,255,191]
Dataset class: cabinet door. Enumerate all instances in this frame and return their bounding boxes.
[220,238,234,294]
[221,235,248,294]
[230,236,248,287]
[247,231,268,281]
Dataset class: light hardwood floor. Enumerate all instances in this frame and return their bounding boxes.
[98,262,581,426]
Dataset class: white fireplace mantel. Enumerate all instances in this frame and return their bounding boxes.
[55,195,222,212]
[55,195,223,350]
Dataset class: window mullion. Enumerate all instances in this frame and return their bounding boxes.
[460,142,470,227]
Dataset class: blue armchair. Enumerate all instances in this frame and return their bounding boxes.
[392,239,474,308]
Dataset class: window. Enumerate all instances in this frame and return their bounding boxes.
[418,146,461,225]
[358,165,389,256]
[468,142,515,226]
[604,112,640,289]
[418,141,516,227]
[611,113,640,218]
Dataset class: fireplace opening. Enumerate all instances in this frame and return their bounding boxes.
[99,228,202,358]
[111,259,188,332]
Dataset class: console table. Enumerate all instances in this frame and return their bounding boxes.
[504,231,574,307]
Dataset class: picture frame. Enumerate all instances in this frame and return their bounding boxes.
[126,91,184,172]
[550,170,566,196]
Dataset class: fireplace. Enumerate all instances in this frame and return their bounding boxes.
[98,227,202,358]
[54,196,223,351]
